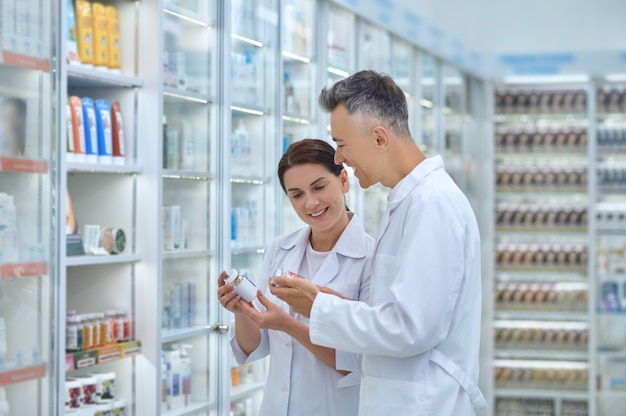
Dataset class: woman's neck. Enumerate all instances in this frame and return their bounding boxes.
[309,212,351,252]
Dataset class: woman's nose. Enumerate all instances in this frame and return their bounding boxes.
[305,195,319,209]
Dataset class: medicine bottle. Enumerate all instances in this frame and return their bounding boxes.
[67,316,83,352]
[89,314,100,348]
[82,315,92,350]
[225,269,257,303]
[97,312,108,347]
[116,309,130,342]
[106,310,117,345]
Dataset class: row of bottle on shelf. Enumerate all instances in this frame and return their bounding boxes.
[495,398,587,416]
[231,202,262,248]
[597,86,626,114]
[231,399,255,416]
[163,51,208,93]
[0,0,43,58]
[495,282,587,311]
[162,281,196,330]
[161,344,192,412]
[496,204,587,229]
[162,117,195,171]
[496,166,587,191]
[600,280,626,312]
[495,89,587,115]
[66,309,131,353]
[0,317,41,371]
[0,192,44,265]
[597,167,626,191]
[230,49,259,105]
[65,371,125,415]
[495,325,588,350]
[162,205,189,252]
[496,244,588,271]
[495,128,587,153]
[68,1,121,71]
[597,126,626,150]
[66,96,126,165]
[495,365,588,391]
[598,244,626,275]
[231,362,256,387]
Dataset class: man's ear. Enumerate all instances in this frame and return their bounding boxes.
[372,125,391,151]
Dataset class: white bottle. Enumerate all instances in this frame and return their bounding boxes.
[224,269,257,303]
[180,119,194,170]
[179,344,192,406]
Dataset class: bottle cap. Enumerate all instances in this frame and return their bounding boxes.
[225,269,239,284]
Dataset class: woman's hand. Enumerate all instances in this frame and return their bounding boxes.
[217,270,247,314]
[240,291,293,331]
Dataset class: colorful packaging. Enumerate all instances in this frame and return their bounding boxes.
[106,5,120,70]
[75,0,94,65]
[67,0,80,63]
[110,101,125,164]
[91,3,108,67]
[95,99,112,163]
[81,97,99,163]
[66,100,75,161]
[69,96,86,162]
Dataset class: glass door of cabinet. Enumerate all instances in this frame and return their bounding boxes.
[161,2,219,415]
[0,0,56,414]
[280,0,317,235]
[419,54,438,157]
[442,65,469,192]
[229,1,279,413]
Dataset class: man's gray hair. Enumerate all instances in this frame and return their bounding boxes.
[318,70,411,138]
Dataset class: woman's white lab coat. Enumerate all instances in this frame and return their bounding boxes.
[308,156,488,416]
[231,213,373,416]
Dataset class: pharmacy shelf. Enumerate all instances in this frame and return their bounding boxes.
[596,310,626,316]
[493,113,588,125]
[596,349,626,360]
[65,340,141,372]
[162,170,214,181]
[66,254,141,267]
[495,310,589,321]
[162,249,215,260]
[231,104,266,116]
[161,326,213,344]
[230,381,266,402]
[0,364,46,387]
[230,176,270,185]
[163,401,217,416]
[0,262,47,279]
[596,391,626,399]
[326,65,350,78]
[596,228,626,235]
[0,157,48,173]
[231,246,267,256]
[282,114,312,125]
[66,162,142,175]
[495,388,589,400]
[67,65,143,88]
[496,271,588,283]
[495,349,588,361]
[0,50,49,72]
[281,50,312,64]
[163,4,215,27]
[163,86,213,104]
[496,229,588,238]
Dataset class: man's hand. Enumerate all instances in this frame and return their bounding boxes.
[240,291,291,331]
[269,275,320,318]
[318,285,352,300]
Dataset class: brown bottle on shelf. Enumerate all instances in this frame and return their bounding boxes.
[531,130,543,152]
[518,130,530,152]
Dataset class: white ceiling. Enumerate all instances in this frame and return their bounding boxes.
[402,0,626,54]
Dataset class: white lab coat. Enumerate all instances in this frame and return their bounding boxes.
[231,213,373,416]
[309,156,487,416]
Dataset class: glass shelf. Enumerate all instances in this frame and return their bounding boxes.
[66,254,141,267]
[162,326,213,344]
[67,65,143,88]
[163,401,216,416]
[67,162,142,174]
[162,249,214,260]
[231,381,266,402]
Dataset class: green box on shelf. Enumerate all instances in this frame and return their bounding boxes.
[73,350,98,369]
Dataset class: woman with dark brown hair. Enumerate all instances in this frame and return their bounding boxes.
[218,139,372,415]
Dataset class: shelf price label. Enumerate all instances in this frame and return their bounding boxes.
[0,262,47,279]
[73,350,98,369]
[0,364,46,387]
[1,51,50,72]
[98,345,122,364]
[121,340,141,358]
[0,158,48,173]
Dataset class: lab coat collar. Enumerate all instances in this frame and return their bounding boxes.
[387,155,444,208]
[278,212,368,260]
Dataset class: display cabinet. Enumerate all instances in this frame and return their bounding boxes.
[419,53,438,157]
[280,0,319,235]
[0,0,56,414]
[159,1,220,415]
[229,0,280,413]
[491,84,594,415]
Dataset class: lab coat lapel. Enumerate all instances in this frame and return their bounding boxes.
[311,251,339,287]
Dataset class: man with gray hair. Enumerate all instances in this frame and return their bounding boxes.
[269,70,486,415]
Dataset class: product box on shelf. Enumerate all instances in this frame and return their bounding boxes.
[495,281,588,312]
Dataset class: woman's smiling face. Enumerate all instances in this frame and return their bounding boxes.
[283,163,349,232]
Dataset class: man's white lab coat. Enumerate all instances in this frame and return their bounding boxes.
[309,156,487,416]
[231,214,373,416]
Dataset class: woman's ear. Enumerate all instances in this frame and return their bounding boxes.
[340,168,350,193]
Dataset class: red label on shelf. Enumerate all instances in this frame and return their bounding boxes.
[0,262,47,279]
[0,364,46,387]
[0,158,48,173]
[98,345,122,364]
[1,50,50,72]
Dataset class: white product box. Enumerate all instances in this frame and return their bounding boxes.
[163,205,181,251]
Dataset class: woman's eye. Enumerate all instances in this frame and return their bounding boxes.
[314,186,326,191]
[291,193,302,199]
